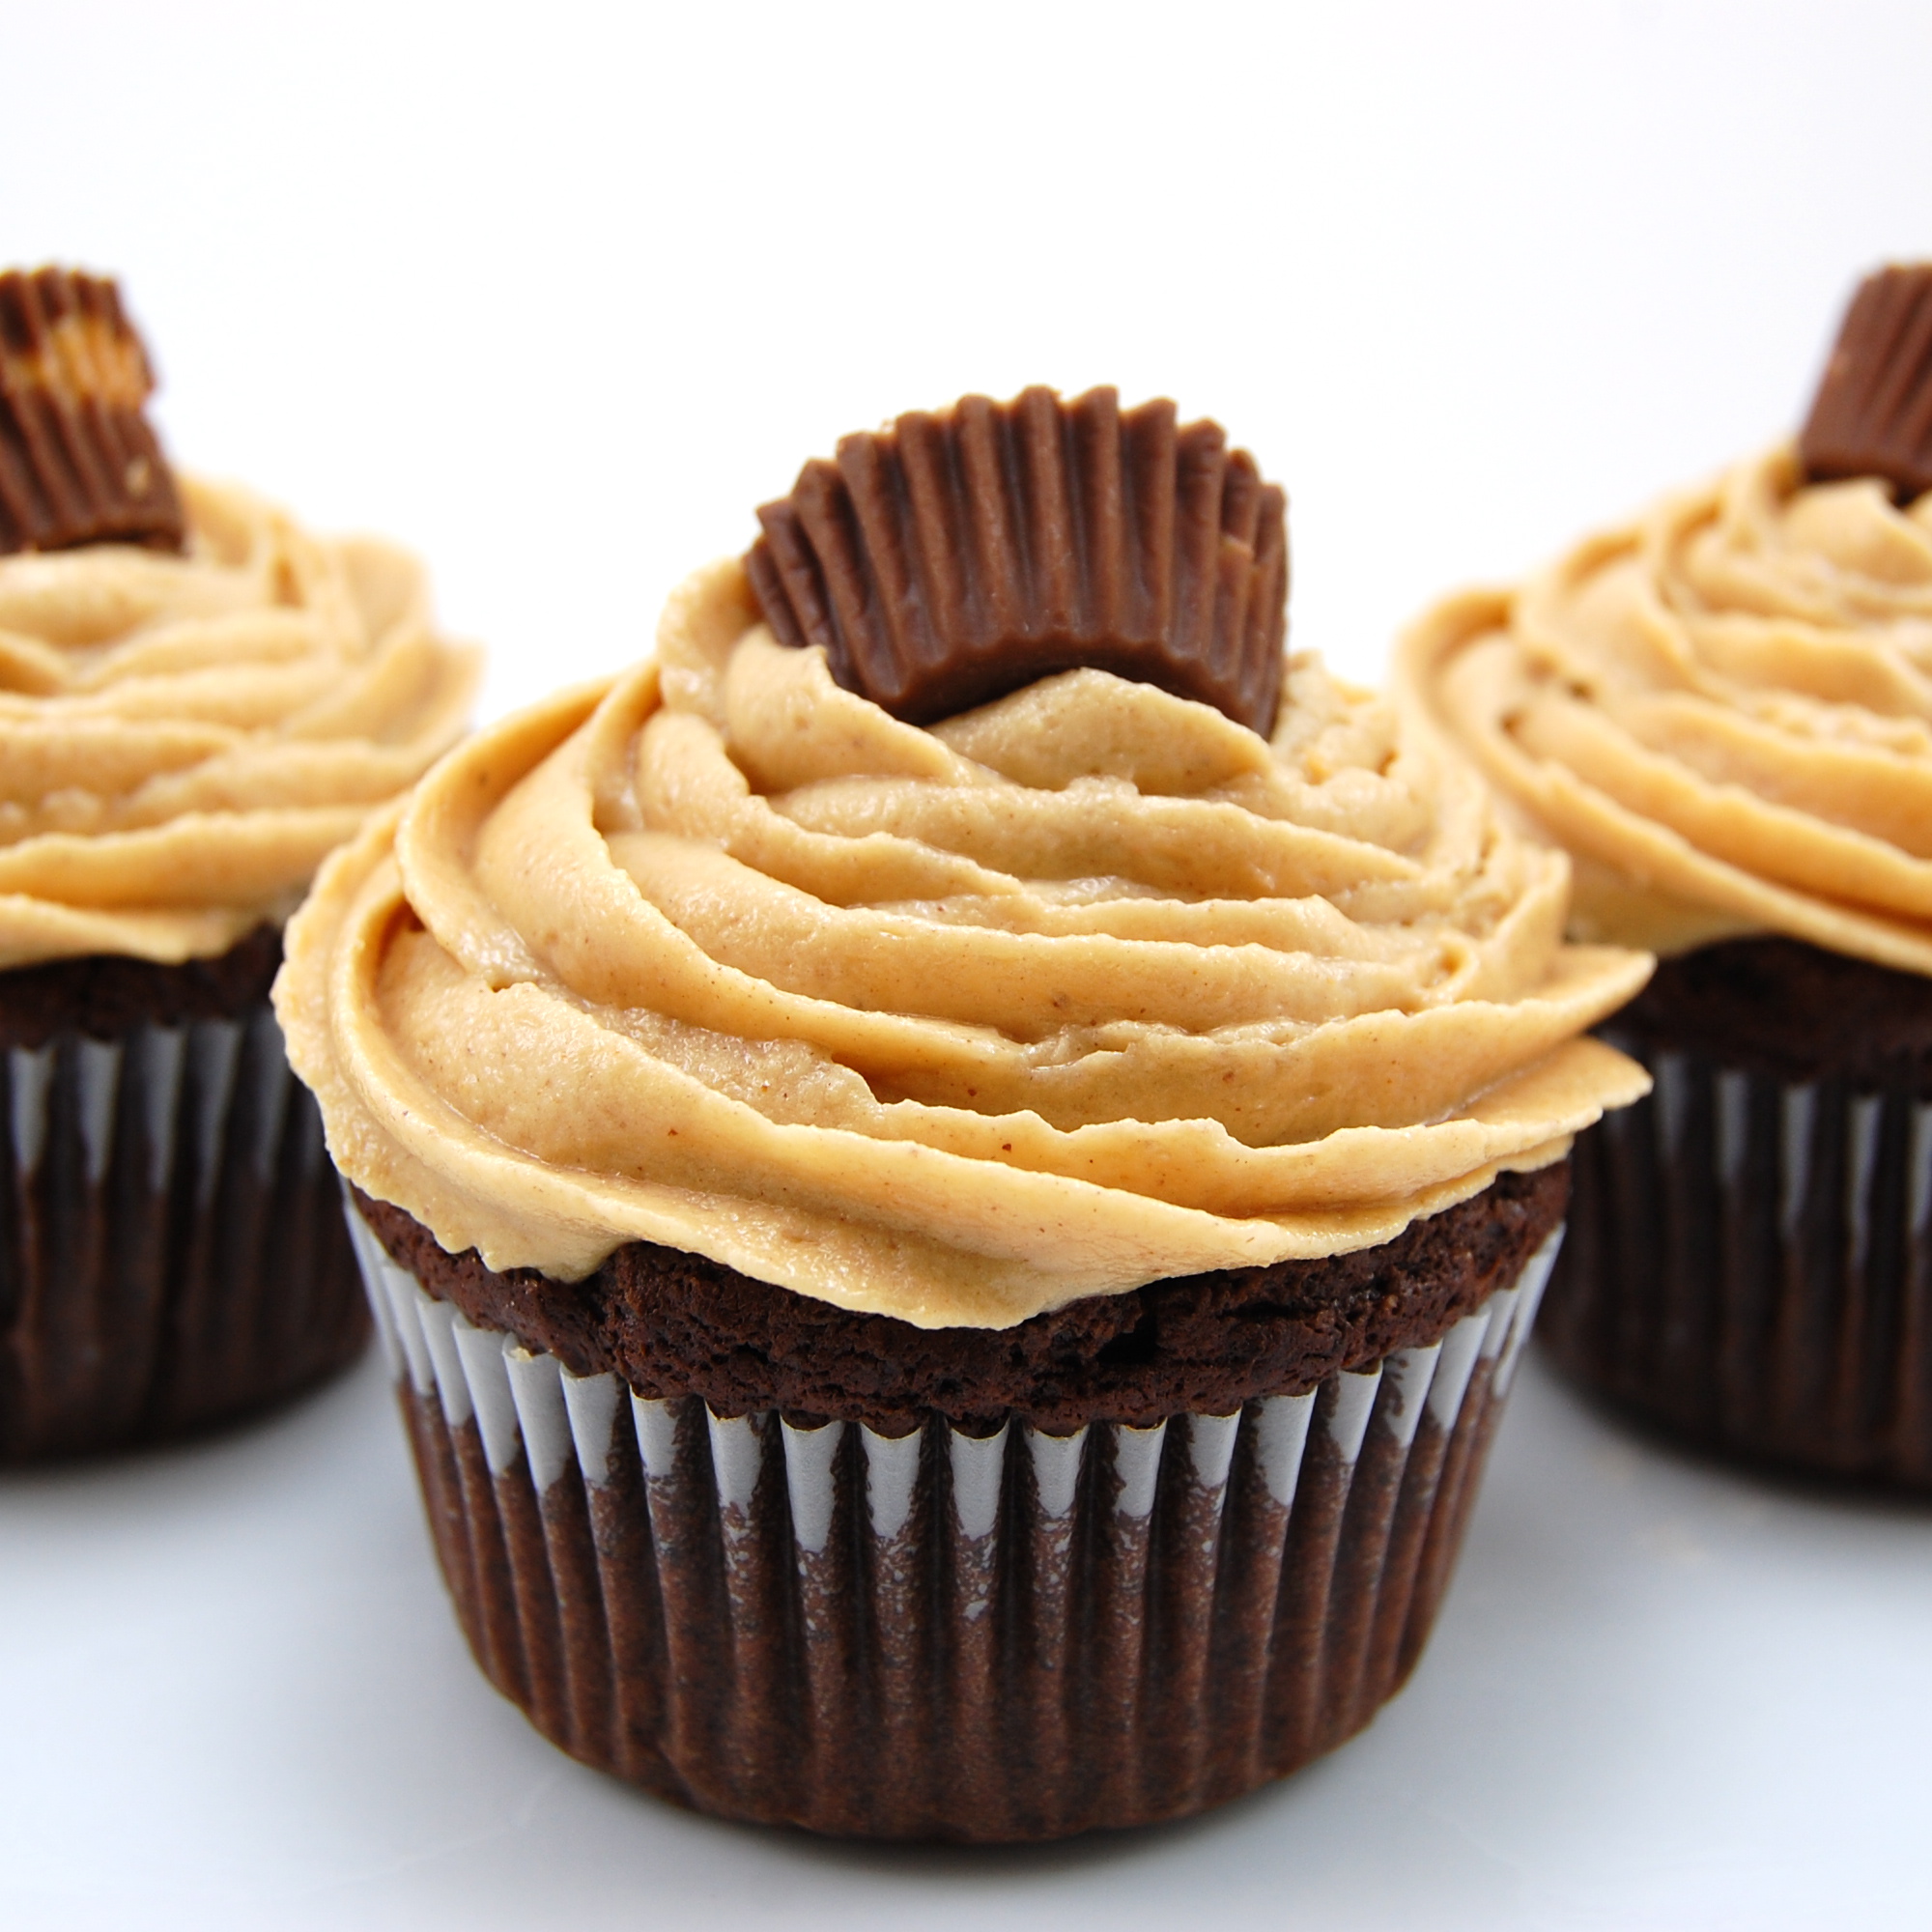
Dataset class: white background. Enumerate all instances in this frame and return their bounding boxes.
[3,2,1931,1925]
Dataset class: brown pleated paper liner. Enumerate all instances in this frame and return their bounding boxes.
[746,386,1289,734]
[348,1208,1561,1842]
[0,1004,368,1460]
[1799,263,1932,499]
[1542,1029,1932,1488]
[0,266,185,556]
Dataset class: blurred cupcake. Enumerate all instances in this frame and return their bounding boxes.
[280,387,1647,1838]
[0,265,480,1459]
[1399,263,1932,1487]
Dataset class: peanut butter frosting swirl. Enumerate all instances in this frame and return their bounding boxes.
[0,474,481,969]
[1402,445,1932,973]
[279,558,1649,1327]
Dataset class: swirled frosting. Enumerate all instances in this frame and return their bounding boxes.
[1402,445,1932,974]
[278,557,1649,1328]
[0,474,481,969]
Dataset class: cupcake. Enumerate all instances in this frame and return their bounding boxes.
[0,266,480,1459]
[279,387,1648,1839]
[1399,263,1932,1487]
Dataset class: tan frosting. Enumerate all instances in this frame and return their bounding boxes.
[278,557,1650,1328]
[1402,444,1932,974]
[0,474,482,969]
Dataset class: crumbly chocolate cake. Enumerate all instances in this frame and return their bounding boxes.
[355,1160,1566,1433]
[1607,935,1932,1099]
[0,923,283,1051]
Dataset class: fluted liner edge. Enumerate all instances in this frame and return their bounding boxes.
[349,1205,1559,1840]
[0,1005,368,1458]
[1543,1029,1932,1487]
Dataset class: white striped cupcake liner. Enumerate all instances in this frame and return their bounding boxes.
[1544,1031,1932,1486]
[347,1204,1560,1839]
[0,1005,366,1458]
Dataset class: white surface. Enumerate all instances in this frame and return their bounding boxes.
[5,2,1932,1924]
[5,2,1931,710]
[2,1354,1929,1931]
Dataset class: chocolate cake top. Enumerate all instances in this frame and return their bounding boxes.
[355,1163,1567,1431]
[0,266,185,555]
[1799,263,1932,498]
[746,386,1290,735]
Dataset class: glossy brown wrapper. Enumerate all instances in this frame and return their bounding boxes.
[1799,263,1932,500]
[747,386,1289,735]
[349,1207,1561,1841]
[1540,938,1932,1488]
[0,964,369,1461]
[1544,1031,1932,1488]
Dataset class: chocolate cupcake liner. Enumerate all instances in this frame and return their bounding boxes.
[0,1005,367,1460]
[347,1205,1561,1841]
[1542,1030,1932,1487]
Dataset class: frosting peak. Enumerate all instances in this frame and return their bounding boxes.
[0,474,481,968]
[1401,444,1932,972]
[280,558,1648,1327]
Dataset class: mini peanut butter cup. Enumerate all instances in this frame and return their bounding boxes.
[0,267,185,556]
[746,386,1289,735]
[1799,263,1932,499]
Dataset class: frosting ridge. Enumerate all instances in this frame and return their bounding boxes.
[279,558,1649,1327]
[1401,444,1932,972]
[0,473,481,968]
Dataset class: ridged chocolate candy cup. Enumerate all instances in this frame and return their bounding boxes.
[348,1207,1559,1842]
[0,1003,368,1460]
[1542,1030,1932,1488]
[0,267,185,555]
[747,386,1289,735]
[1798,263,1932,499]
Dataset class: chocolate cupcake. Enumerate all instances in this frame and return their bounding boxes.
[1399,265,1932,1487]
[0,266,480,1459]
[279,386,1648,1838]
